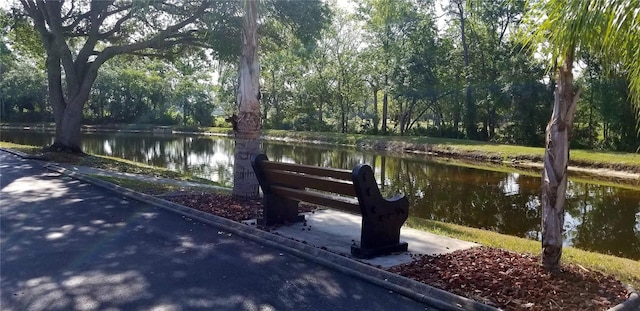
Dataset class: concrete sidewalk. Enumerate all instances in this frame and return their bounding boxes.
[249,210,478,268]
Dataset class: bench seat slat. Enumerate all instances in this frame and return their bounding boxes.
[262,161,353,181]
[271,185,361,215]
[263,169,357,197]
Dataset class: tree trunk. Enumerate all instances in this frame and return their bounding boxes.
[372,88,379,131]
[453,107,461,138]
[338,80,346,133]
[233,0,261,200]
[53,100,84,152]
[489,108,496,139]
[382,88,389,134]
[455,0,476,140]
[541,56,580,272]
[46,54,91,153]
[399,100,405,135]
[481,119,488,140]
[380,155,386,191]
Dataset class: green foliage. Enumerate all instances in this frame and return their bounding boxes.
[0,9,15,74]
[495,43,552,146]
[2,7,44,64]
[0,62,49,122]
[85,55,215,127]
[3,0,638,152]
[390,4,438,135]
[572,54,640,151]
[526,0,640,119]
[265,0,331,50]
[88,57,170,124]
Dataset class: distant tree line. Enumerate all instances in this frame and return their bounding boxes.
[1,1,637,152]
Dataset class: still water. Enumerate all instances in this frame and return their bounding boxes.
[2,130,639,260]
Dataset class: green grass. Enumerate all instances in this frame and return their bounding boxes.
[262,130,640,172]
[406,217,640,289]
[71,154,217,185]
[90,175,225,195]
[433,157,640,190]
[0,141,219,186]
[0,142,44,154]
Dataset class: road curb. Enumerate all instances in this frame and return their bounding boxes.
[609,290,640,311]
[0,147,48,160]
[44,163,499,311]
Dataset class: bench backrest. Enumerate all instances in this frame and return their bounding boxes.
[252,153,410,258]
[252,154,362,214]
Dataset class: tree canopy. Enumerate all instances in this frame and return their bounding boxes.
[2,0,637,151]
[5,0,329,152]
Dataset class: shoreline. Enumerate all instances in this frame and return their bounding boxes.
[259,132,640,185]
[2,124,639,185]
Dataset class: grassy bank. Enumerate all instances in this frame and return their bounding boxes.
[262,130,640,173]
[0,141,219,186]
[92,175,224,195]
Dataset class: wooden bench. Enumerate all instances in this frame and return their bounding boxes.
[251,153,409,259]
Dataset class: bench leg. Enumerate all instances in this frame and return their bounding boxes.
[350,216,408,259]
[351,164,409,259]
[258,194,305,226]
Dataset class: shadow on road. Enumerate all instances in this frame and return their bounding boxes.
[1,153,423,311]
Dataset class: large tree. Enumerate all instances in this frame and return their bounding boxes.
[15,0,328,153]
[357,0,413,134]
[530,0,640,271]
[448,0,476,139]
[392,2,438,136]
[232,0,260,199]
[17,0,238,152]
[231,0,330,199]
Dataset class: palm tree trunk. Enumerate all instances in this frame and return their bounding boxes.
[233,0,261,200]
[541,56,580,272]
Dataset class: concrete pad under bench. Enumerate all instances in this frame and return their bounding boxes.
[244,209,479,268]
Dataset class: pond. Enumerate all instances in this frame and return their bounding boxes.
[2,129,639,260]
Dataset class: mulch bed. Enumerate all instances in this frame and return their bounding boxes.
[163,192,631,311]
[389,247,629,310]
[165,193,262,222]
[163,192,317,222]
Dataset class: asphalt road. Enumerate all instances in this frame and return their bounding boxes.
[0,151,432,311]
